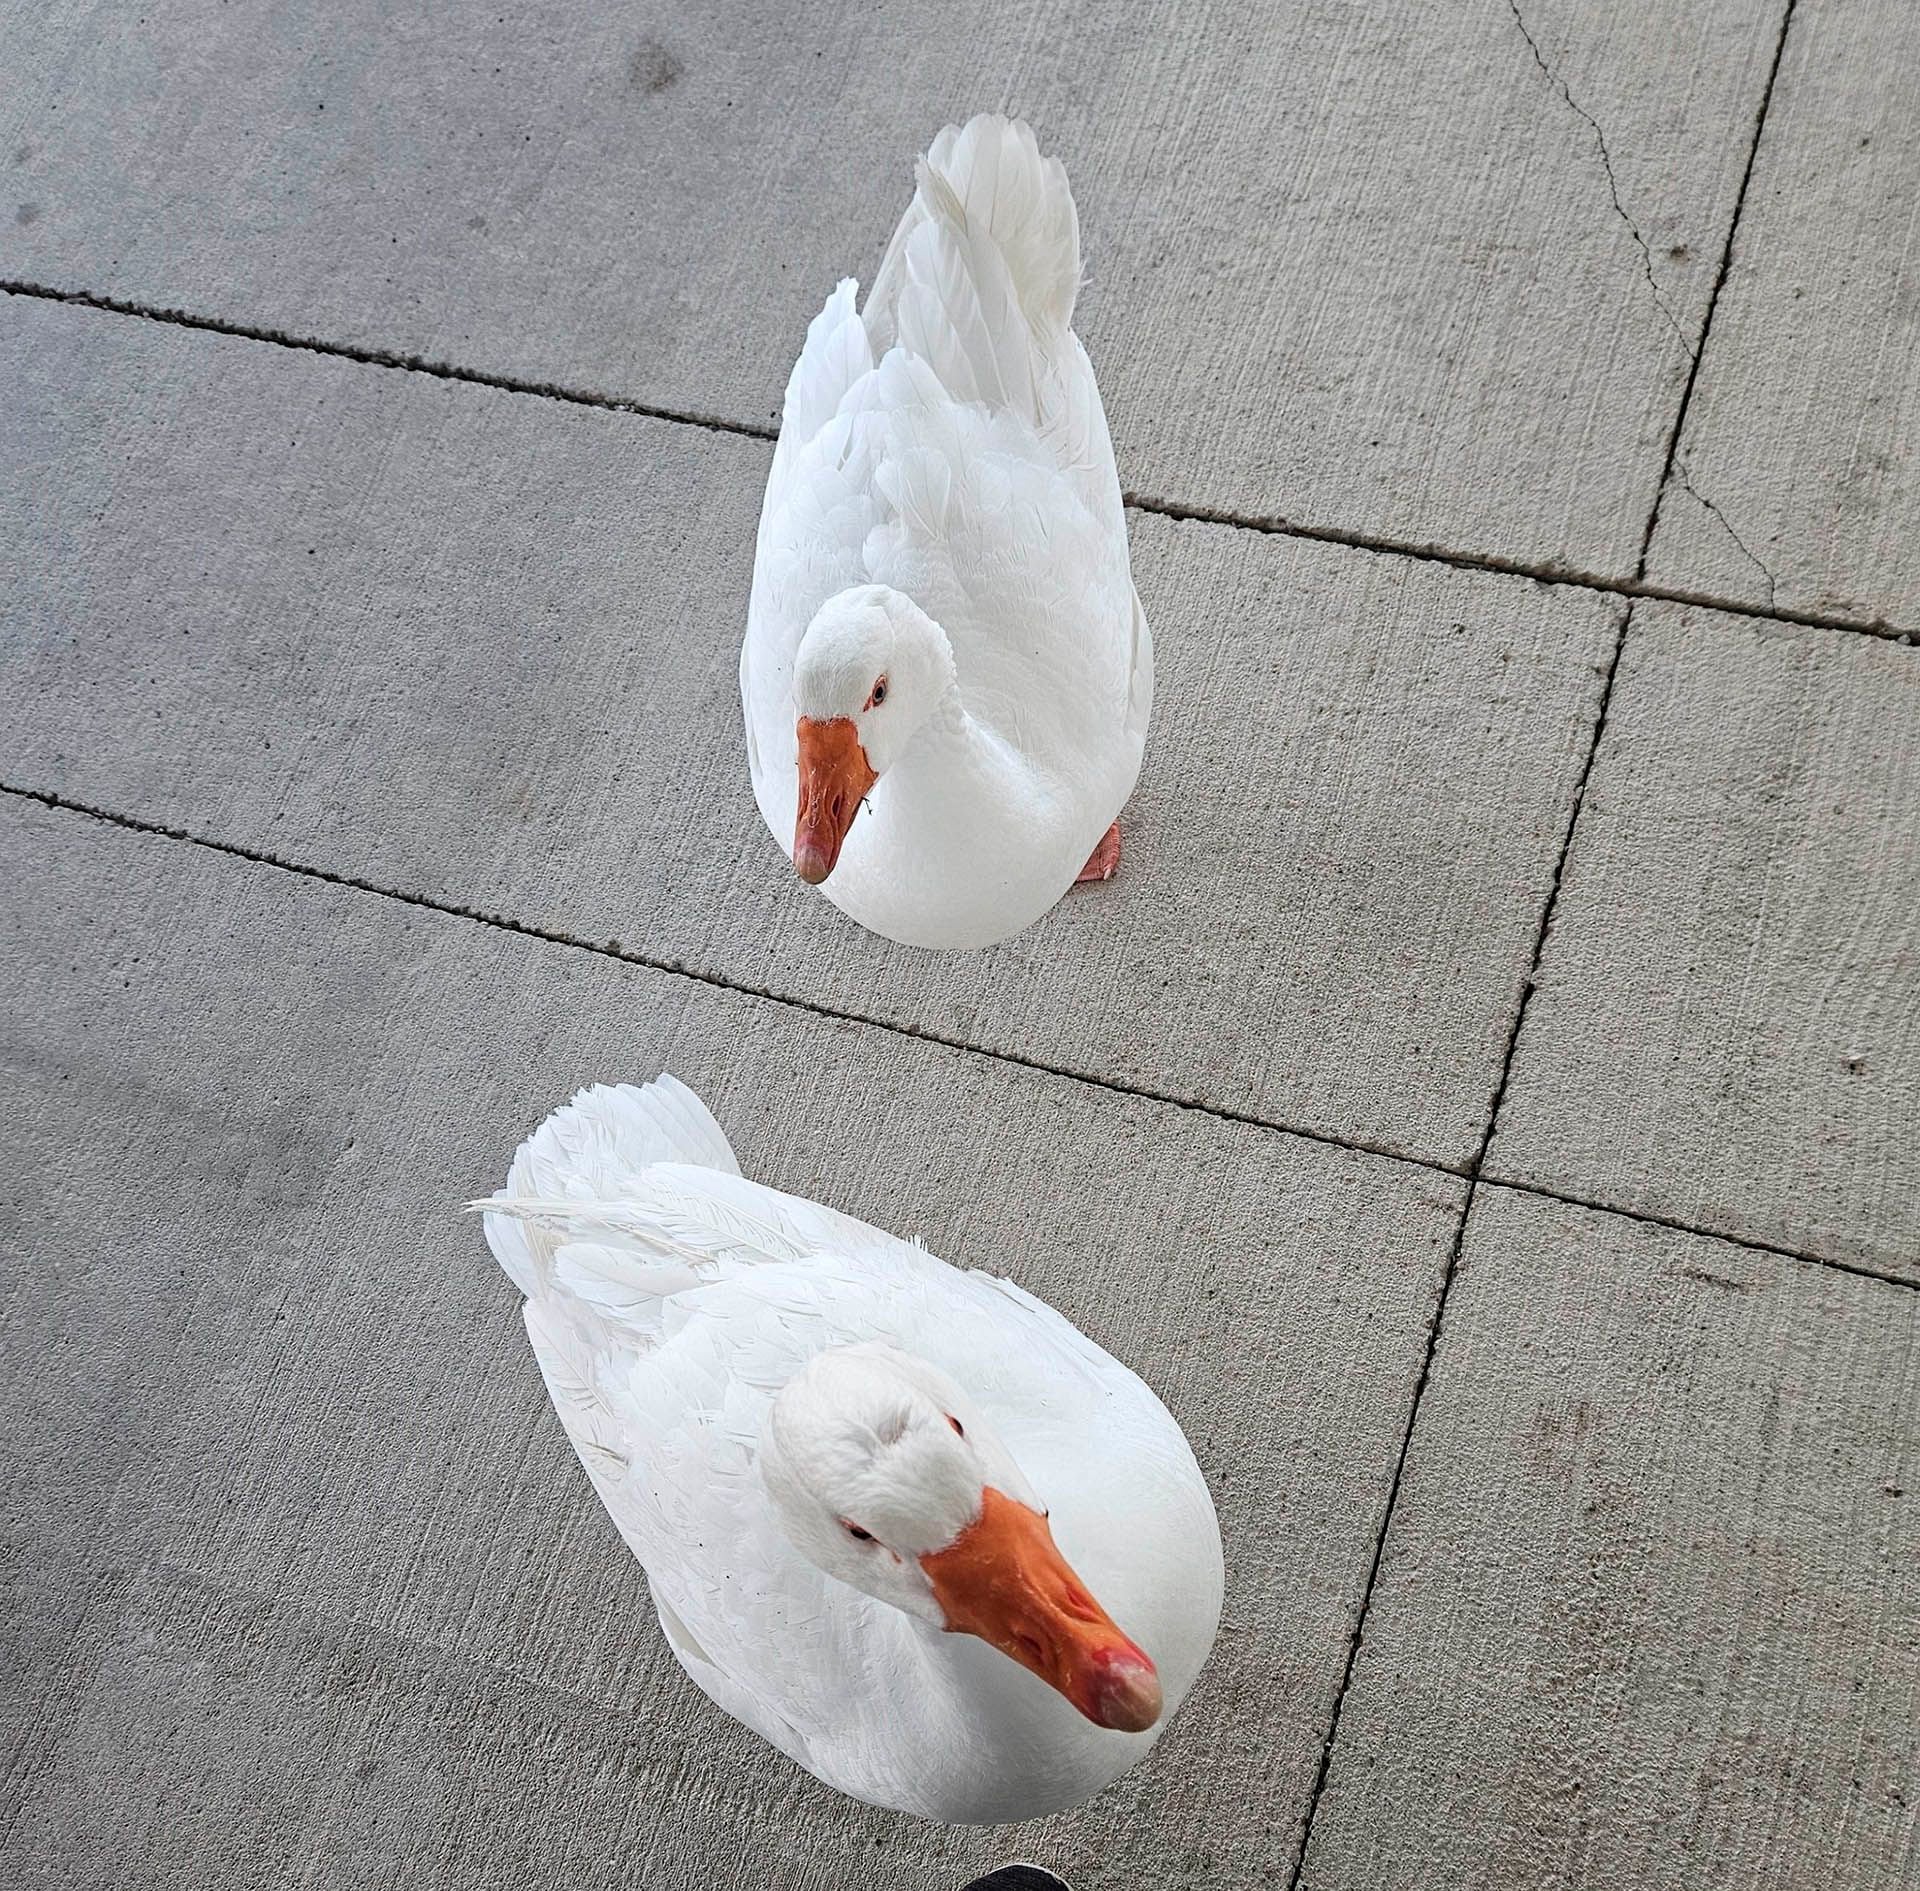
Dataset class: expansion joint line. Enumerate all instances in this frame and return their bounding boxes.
[0,277,776,443]
[1280,5,1808,1885]
[9,775,1912,1302]
[2,276,1911,647]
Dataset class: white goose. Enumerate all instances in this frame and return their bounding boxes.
[477,1075,1221,1824]
[740,115,1151,950]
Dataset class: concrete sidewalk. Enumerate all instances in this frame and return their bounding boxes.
[2,4,1915,1889]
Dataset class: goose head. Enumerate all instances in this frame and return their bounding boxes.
[760,1342,1163,1732]
[790,585,956,885]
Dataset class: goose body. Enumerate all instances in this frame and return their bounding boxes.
[741,116,1152,950]
[479,1076,1221,1824]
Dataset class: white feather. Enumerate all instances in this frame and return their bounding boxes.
[741,115,1150,950]
[481,1075,1222,1824]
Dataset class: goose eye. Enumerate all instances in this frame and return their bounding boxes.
[842,1521,874,1542]
[946,1414,965,1438]
[865,676,888,710]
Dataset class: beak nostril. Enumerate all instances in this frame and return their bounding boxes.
[792,715,878,888]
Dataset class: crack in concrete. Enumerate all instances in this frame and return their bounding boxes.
[5,276,1914,646]
[1506,0,1695,359]
[0,776,1450,1182]
[10,775,1912,1297]
[1290,13,1820,1884]
[0,277,778,443]
[1674,455,1780,608]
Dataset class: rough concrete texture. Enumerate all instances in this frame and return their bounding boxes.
[0,294,1620,1169]
[0,796,1459,1891]
[7,4,1920,1886]
[1299,1186,1920,1891]
[1647,0,1920,627]
[1488,602,1920,1278]
[1,0,1787,573]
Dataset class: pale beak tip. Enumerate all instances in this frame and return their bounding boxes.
[1090,1653,1163,1733]
[793,842,833,885]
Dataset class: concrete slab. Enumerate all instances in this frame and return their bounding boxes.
[1299,1186,1920,1891]
[0,295,1619,1169]
[1646,0,1920,627]
[7,1561,967,1891]
[0,794,1458,1888]
[1487,601,1920,1277]
[3,0,1787,573]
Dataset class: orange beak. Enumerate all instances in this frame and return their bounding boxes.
[793,715,879,885]
[920,1488,1163,1732]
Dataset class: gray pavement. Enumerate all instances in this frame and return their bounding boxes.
[2,0,1782,571]
[2,3,1916,1889]
[1301,1187,1920,1891]
[1645,0,1920,624]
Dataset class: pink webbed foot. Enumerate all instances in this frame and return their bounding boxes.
[1075,822,1122,885]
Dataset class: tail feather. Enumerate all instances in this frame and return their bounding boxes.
[865,114,1081,379]
[922,115,1080,332]
[479,1074,740,1297]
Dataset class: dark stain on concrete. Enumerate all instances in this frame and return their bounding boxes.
[629,39,682,95]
